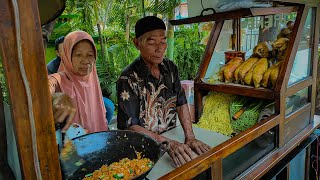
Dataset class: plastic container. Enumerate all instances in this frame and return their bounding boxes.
[224,51,246,63]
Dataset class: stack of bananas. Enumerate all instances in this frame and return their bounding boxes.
[216,20,293,89]
[218,56,283,89]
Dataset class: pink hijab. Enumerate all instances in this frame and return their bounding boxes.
[51,31,108,133]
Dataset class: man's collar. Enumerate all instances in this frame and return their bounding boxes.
[136,56,169,78]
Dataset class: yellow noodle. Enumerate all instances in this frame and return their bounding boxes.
[83,152,152,180]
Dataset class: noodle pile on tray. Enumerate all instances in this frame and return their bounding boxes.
[83,152,153,180]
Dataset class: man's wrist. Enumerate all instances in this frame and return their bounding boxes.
[157,135,169,143]
[185,134,195,142]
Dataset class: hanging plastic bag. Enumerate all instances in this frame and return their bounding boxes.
[216,0,273,13]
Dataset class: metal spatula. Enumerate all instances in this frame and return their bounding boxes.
[57,124,86,179]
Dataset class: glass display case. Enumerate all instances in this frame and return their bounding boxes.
[160,1,320,179]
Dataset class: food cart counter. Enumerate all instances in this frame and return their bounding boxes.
[110,123,230,179]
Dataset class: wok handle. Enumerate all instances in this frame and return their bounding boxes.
[159,141,169,157]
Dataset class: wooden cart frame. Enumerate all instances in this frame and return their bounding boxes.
[163,0,320,179]
[0,0,319,179]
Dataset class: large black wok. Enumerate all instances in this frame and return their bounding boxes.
[64,130,168,180]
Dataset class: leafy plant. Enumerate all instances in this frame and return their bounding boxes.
[173,24,205,80]
[96,37,139,104]
[0,57,9,104]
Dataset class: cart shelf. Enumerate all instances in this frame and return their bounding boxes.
[170,6,298,25]
[195,81,275,100]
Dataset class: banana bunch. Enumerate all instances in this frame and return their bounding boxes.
[218,57,244,83]
[217,57,283,89]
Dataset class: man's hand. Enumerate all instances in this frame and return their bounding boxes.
[185,138,211,155]
[52,93,76,132]
[167,140,198,167]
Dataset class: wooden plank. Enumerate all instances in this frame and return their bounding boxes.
[310,6,320,121]
[195,20,224,81]
[286,77,312,97]
[276,4,309,147]
[243,116,320,179]
[285,103,311,123]
[0,0,61,179]
[274,0,319,7]
[211,159,222,180]
[236,19,241,51]
[169,7,298,26]
[195,82,275,100]
[158,115,279,180]
[194,86,208,123]
[275,5,308,91]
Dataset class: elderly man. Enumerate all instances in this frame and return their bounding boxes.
[117,16,210,167]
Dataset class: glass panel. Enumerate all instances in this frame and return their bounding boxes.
[241,13,296,56]
[191,167,212,180]
[285,87,309,115]
[288,9,314,85]
[204,13,297,86]
[222,127,276,179]
[204,20,234,81]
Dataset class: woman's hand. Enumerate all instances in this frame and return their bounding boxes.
[167,140,198,167]
[185,138,211,155]
[52,93,76,132]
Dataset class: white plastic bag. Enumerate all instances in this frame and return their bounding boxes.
[216,0,272,13]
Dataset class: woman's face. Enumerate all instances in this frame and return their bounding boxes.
[71,40,95,76]
[135,29,167,67]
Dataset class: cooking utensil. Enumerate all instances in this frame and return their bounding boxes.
[65,130,168,180]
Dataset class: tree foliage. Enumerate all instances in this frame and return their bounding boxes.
[48,0,205,104]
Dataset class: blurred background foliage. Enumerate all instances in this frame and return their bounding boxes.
[0,0,206,107]
[45,0,206,106]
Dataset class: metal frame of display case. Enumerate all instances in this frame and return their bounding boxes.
[160,1,320,179]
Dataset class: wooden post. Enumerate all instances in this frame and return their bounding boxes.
[275,5,309,147]
[0,0,61,179]
[211,159,222,180]
[310,5,320,119]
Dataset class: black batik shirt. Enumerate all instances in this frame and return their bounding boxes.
[117,56,187,134]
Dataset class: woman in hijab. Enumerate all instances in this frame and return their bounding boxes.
[48,31,108,133]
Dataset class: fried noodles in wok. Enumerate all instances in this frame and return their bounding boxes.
[83,152,153,180]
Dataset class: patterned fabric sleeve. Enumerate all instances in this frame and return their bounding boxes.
[171,62,187,107]
[116,75,141,130]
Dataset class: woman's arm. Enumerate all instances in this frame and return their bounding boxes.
[48,75,60,94]
[48,74,75,132]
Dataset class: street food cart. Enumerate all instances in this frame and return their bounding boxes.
[0,0,319,179]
